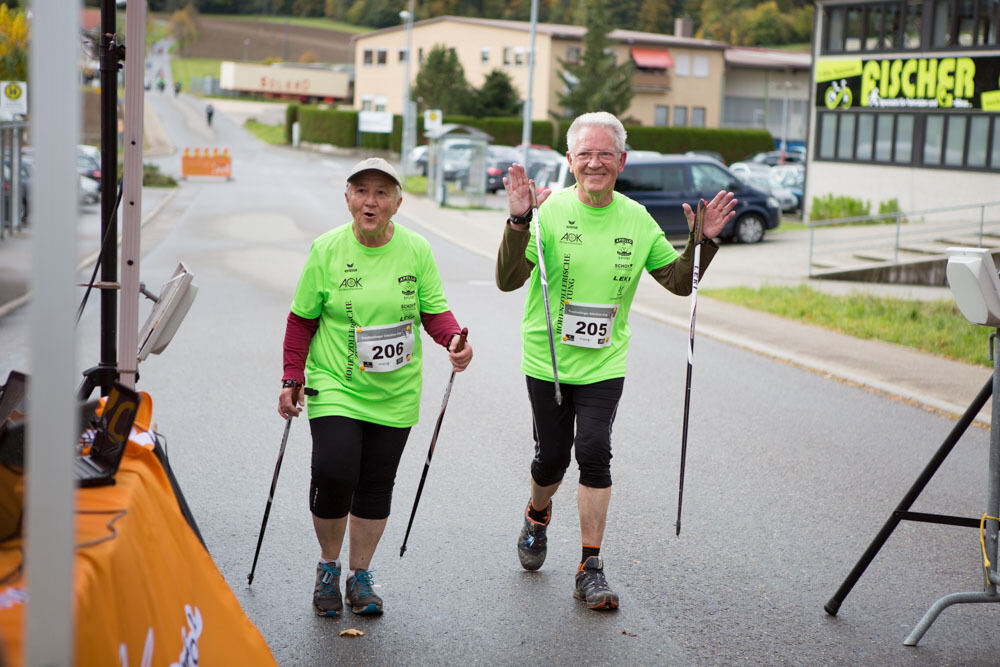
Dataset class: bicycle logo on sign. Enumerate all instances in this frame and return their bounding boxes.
[825,79,852,109]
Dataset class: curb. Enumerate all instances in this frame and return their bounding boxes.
[0,187,180,320]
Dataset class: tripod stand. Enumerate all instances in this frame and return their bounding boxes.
[824,331,1000,646]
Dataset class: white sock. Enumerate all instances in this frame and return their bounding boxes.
[320,557,340,569]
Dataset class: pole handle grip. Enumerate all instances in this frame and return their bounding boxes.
[529,186,538,210]
[694,199,706,245]
[452,327,469,353]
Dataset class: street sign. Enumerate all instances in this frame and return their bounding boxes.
[1,81,27,115]
[424,109,442,132]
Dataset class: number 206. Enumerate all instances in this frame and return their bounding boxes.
[372,342,405,359]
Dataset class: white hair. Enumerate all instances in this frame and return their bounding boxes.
[566,112,627,153]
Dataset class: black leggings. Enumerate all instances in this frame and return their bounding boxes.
[308,415,411,520]
[525,376,624,489]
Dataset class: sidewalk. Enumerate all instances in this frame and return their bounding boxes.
[399,194,994,427]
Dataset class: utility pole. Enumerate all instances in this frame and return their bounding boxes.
[521,0,539,167]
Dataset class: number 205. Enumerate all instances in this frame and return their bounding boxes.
[575,321,607,336]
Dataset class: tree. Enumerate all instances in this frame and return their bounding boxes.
[554,0,634,118]
[636,0,674,34]
[0,4,28,82]
[412,44,472,115]
[168,4,200,56]
[470,69,522,117]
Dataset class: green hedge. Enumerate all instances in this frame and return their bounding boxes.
[623,127,774,164]
[287,107,772,160]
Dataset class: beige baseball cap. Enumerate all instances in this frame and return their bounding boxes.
[346,157,402,187]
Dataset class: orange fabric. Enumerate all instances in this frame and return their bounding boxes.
[0,442,275,665]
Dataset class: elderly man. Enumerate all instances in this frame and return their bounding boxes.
[496,112,736,610]
[279,157,473,617]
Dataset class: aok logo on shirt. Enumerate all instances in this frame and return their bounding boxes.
[560,232,583,244]
[339,276,364,289]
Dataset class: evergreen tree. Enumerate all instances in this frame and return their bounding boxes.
[637,0,674,34]
[412,44,472,115]
[555,0,634,118]
[471,69,522,117]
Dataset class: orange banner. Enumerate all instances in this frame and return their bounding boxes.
[0,439,274,665]
[181,147,232,179]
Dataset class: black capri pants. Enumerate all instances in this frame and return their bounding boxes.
[525,376,624,489]
[308,415,411,520]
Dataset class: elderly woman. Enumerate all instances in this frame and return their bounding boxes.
[279,157,472,617]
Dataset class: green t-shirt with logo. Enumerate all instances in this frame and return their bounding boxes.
[521,187,679,383]
[291,222,449,427]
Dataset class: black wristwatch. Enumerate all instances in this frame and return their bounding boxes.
[507,207,533,227]
[282,379,302,388]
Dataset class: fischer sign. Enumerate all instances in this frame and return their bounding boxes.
[815,55,1000,111]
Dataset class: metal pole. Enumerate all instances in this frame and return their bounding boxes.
[25,1,78,662]
[400,1,415,185]
[893,211,901,264]
[780,81,790,165]
[521,0,539,165]
[99,0,120,395]
[248,415,295,585]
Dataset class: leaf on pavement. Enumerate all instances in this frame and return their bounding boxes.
[339,628,365,638]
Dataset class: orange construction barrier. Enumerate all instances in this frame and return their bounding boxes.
[181,147,232,179]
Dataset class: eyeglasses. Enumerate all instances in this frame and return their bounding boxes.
[572,150,620,163]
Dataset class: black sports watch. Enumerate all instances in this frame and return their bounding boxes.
[507,207,533,227]
[281,379,302,388]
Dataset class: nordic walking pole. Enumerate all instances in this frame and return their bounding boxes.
[530,187,562,405]
[248,386,314,585]
[400,328,468,557]
[676,200,705,537]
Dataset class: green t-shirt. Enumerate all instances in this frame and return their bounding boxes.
[291,222,449,427]
[521,187,679,383]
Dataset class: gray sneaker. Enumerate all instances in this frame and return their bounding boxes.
[312,561,343,617]
[345,569,383,615]
[573,555,619,610]
[517,501,550,571]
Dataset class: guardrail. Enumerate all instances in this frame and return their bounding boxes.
[807,200,1000,277]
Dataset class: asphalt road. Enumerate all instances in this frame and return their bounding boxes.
[3,75,999,663]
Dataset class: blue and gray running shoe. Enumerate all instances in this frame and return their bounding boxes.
[345,569,384,615]
[312,561,342,617]
[517,501,551,571]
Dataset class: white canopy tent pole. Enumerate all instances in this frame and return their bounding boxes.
[25,1,80,664]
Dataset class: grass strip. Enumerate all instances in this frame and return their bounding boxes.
[170,57,223,95]
[701,283,992,368]
[244,119,286,145]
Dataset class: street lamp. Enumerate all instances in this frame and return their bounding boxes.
[776,80,797,165]
[243,38,250,62]
[400,1,415,185]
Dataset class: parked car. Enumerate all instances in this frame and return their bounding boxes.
[748,149,806,166]
[684,149,726,165]
[408,145,429,176]
[77,145,102,184]
[613,153,780,243]
[729,161,798,213]
[78,173,100,205]
[485,144,521,192]
[771,164,805,212]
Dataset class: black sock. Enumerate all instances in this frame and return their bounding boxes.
[582,545,601,563]
[527,501,549,524]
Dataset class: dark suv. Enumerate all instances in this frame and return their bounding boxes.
[615,154,780,243]
[547,153,781,243]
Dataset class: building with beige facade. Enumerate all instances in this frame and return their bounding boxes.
[351,16,729,129]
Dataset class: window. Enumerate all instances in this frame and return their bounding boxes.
[945,115,967,165]
[691,164,731,191]
[399,49,408,63]
[875,114,894,160]
[992,121,1000,166]
[977,0,998,44]
[654,105,669,127]
[363,49,373,65]
[374,95,387,112]
[377,49,387,65]
[894,115,914,162]
[418,48,424,64]
[838,114,856,158]
[819,113,836,159]
[828,7,845,52]
[675,53,690,76]
[933,0,952,45]
[691,107,706,127]
[845,7,864,50]
[618,166,665,191]
[566,46,581,63]
[968,116,990,166]
[884,3,902,48]
[865,5,884,49]
[924,115,944,164]
[856,113,874,160]
[693,55,709,77]
[673,106,687,126]
[957,0,977,44]
[904,0,923,47]
[361,95,373,111]
[515,47,524,66]
[503,47,513,65]
[481,46,490,64]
